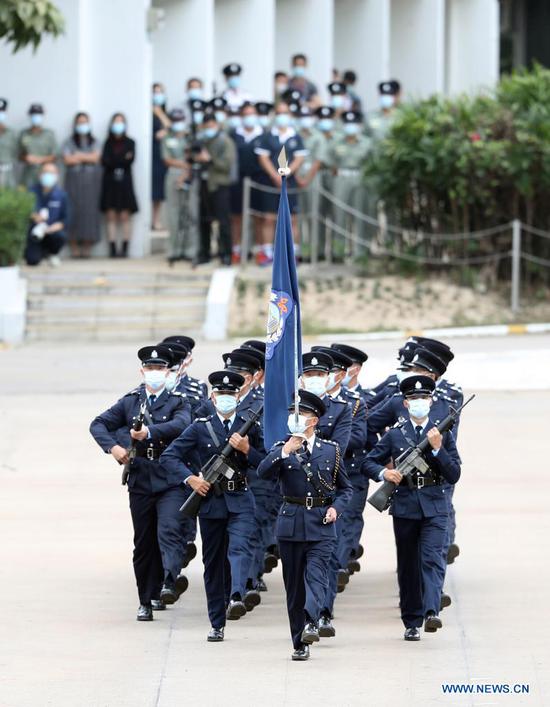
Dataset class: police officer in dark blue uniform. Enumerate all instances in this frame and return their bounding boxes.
[160,371,264,642]
[364,375,461,640]
[89,345,192,621]
[366,339,420,410]
[330,343,370,406]
[162,335,208,409]
[258,390,353,661]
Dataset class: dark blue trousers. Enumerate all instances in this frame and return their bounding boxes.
[393,514,448,628]
[279,539,335,649]
[199,511,256,629]
[128,485,188,605]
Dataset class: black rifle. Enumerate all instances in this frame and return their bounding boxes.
[367,394,475,513]
[179,405,263,518]
[122,402,147,486]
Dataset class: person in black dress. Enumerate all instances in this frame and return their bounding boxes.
[152,82,170,230]
[100,113,138,258]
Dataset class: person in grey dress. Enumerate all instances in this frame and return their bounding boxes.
[62,112,102,258]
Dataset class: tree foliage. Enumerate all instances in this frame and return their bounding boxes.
[0,0,64,53]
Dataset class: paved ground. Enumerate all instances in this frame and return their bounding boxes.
[0,335,549,707]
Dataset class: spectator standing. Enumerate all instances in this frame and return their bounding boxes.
[222,63,252,112]
[0,98,17,188]
[274,71,289,102]
[25,162,69,267]
[61,112,102,258]
[288,54,320,109]
[152,82,171,230]
[343,71,362,111]
[254,101,307,265]
[100,113,138,258]
[19,104,57,188]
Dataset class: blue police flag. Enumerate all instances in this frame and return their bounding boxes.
[263,172,302,449]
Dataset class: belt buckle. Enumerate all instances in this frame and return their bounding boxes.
[306,496,314,510]
[417,476,425,489]
[227,480,235,492]
[146,447,155,461]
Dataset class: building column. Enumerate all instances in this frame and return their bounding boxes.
[275,0,334,103]
[390,0,446,99]
[334,0,391,112]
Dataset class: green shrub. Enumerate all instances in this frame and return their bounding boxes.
[0,187,34,266]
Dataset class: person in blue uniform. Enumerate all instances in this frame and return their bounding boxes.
[330,343,370,406]
[364,375,461,640]
[254,100,307,265]
[89,345,192,621]
[160,371,264,642]
[366,348,457,449]
[228,102,264,264]
[257,390,353,661]
[366,340,420,410]
[161,335,208,406]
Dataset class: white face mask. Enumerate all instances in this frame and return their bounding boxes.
[396,369,414,383]
[302,375,328,397]
[287,413,311,435]
[144,369,167,392]
[327,371,339,390]
[165,370,179,392]
[214,394,238,415]
[408,398,431,419]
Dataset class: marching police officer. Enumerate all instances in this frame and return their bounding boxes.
[330,343,370,406]
[162,335,207,409]
[89,345,192,621]
[160,371,264,642]
[364,375,461,640]
[257,390,352,661]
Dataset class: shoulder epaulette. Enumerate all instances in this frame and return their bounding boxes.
[124,387,141,397]
[273,440,285,447]
[323,438,339,446]
[196,415,213,423]
[170,390,186,397]
[331,396,347,405]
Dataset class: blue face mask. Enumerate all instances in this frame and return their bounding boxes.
[344,123,360,136]
[75,123,91,135]
[111,122,125,135]
[292,66,306,78]
[215,111,227,124]
[408,398,431,420]
[302,375,327,397]
[171,121,185,133]
[228,76,241,89]
[318,119,334,133]
[0,111,6,123]
[202,127,218,140]
[227,116,241,129]
[165,370,179,392]
[287,413,310,436]
[299,116,315,130]
[331,95,344,109]
[153,93,165,106]
[258,115,270,128]
[342,373,352,387]
[275,113,290,128]
[192,111,204,125]
[379,94,395,109]
[188,88,203,100]
[242,114,258,129]
[40,172,57,189]
[215,394,238,415]
[30,114,43,127]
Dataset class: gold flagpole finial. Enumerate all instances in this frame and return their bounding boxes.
[277,146,291,176]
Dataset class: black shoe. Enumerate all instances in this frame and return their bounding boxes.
[181,542,197,569]
[424,613,443,633]
[404,627,421,641]
[291,644,310,661]
[337,568,350,590]
[244,590,261,612]
[301,622,320,644]
[440,592,452,611]
[446,543,460,564]
[355,543,364,560]
[151,599,166,611]
[137,604,153,621]
[195,255,210,266]
[175,574,189,596]
[226,599,247,620]
[318,616,336,638]
[160,583,178,605]
[268,544,280,560]
[256,577,268,592]
[121,240,129,258]
[109,242,117,258]
[207,627,224,642]
[263,552,278,573]
[347,559,361,574]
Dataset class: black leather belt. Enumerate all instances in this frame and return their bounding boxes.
[283,496,333,508]
[216,477,247,493]
[135,448,162,461]
[400,474,441,489]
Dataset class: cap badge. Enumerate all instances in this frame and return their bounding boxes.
[311,357,318,366]
[223,375,229,384]
[151,350,158,358]
[226,357,232,365]
[412,354,419,362]
[415,381,422,389]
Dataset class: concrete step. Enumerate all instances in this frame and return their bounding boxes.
[27,294,206,312]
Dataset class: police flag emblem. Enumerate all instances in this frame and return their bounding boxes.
[266,290,294,361]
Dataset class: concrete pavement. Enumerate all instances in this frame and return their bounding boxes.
[0,335,549,706]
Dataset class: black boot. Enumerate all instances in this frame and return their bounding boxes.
[121,240,129,258]
[109,242,117,258]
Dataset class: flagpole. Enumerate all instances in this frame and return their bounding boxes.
[277,147,299,424]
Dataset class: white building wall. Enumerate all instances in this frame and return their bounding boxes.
[446,0,500,95]
[390,0,446,99]
[214,0,276,102]
[275,0,334,104]
[334,0,391,112]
